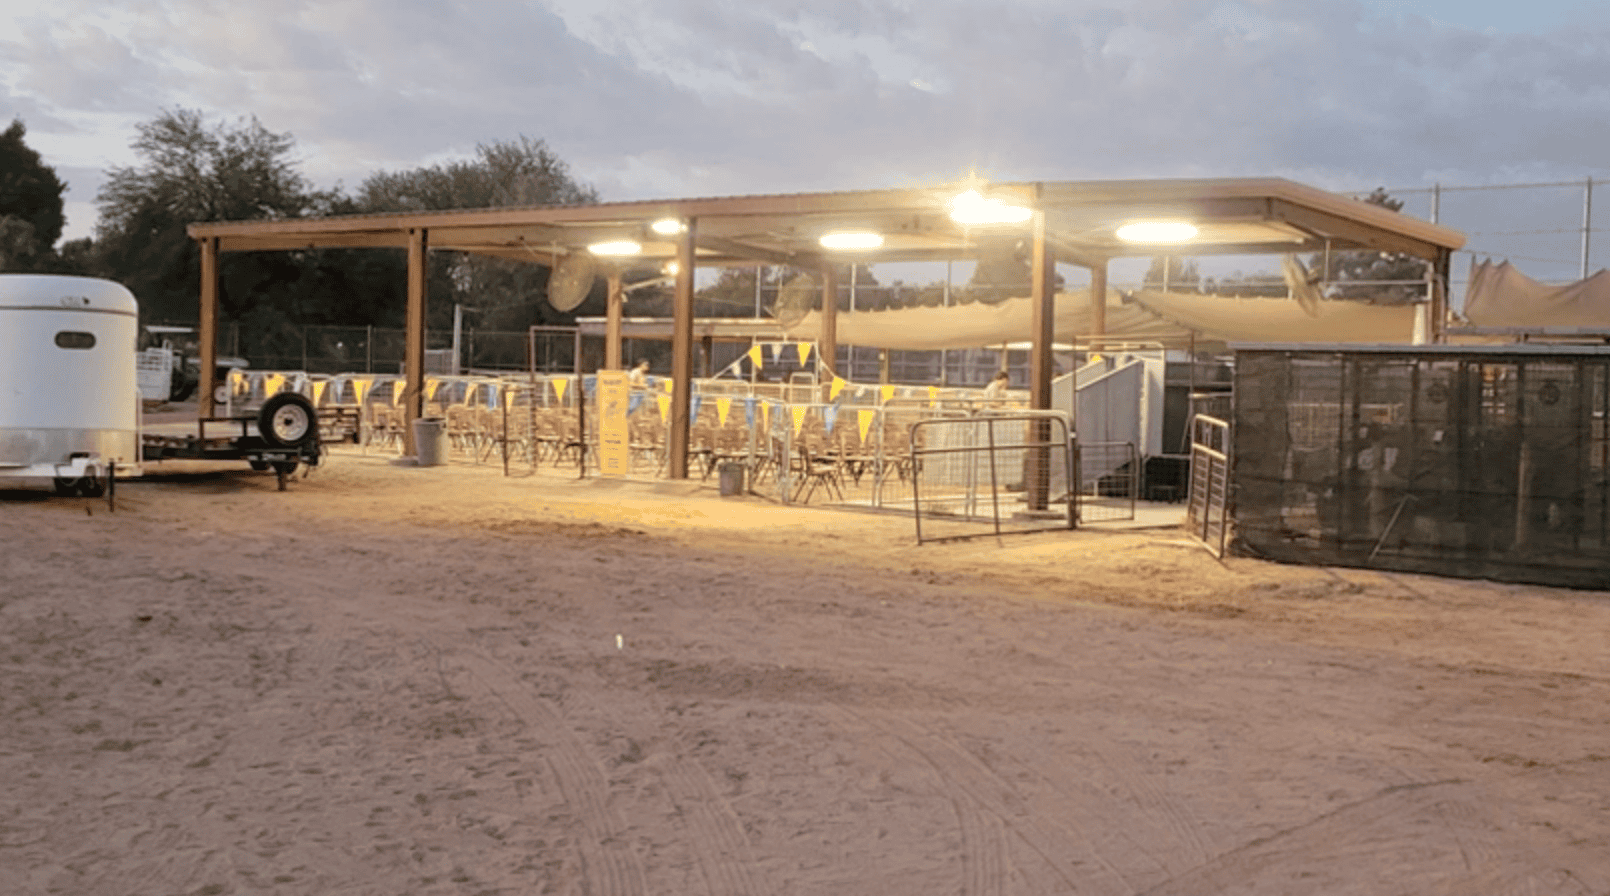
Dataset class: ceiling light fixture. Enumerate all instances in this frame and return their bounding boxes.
[1115,221,1198,243]
[819,231,884,250]
[650,218,685,235]
[949,189,1032,225]
[588,239,642,256]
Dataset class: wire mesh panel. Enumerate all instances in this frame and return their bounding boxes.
[911,413,1075,543]
[1233,345,1610,588]
[1076,441,1139,523]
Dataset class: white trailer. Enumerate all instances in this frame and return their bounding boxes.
[0,274,142,495]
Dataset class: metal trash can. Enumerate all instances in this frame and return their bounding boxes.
[718,462,745,496]
[412,416,448,466]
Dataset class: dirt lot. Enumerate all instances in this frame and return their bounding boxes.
[3,447,1609,895]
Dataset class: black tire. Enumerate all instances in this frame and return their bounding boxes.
[53,477,77,496]
[77,475,105,498]
[257,392,318,449]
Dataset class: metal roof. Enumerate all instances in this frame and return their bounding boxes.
[187,177,1466,268]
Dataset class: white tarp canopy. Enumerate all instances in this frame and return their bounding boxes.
[783,289,1420,350]
[1461,258,1610,330]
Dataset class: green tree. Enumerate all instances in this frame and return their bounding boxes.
[1142,256,1201,292]
[356,136,599,331]
[0,118,68,270]
[92,108,330,327]
[1308,188,1428,304]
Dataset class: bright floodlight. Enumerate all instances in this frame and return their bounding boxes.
[663,261,680,275]
[588,239,642,256]
[950,189,1032,225]
[650,218,685,235]
[819,231,884,250]
[1116,221,1198,243]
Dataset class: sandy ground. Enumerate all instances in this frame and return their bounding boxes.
[3,442,1610,895]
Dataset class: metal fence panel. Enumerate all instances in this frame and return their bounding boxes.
[911,413,1075,543]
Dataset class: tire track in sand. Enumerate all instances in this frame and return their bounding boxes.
[447,646,648,896]
[657,754,772,896]
[822,705,1016,896]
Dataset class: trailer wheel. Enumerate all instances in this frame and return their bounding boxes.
[258,393,318,449]
[76,475,105,498]
[53,478,77,496]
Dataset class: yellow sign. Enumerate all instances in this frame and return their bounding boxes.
[596,370,630,477]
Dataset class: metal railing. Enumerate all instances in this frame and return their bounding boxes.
[1187,415,1232,557]
[910,412,1075,543]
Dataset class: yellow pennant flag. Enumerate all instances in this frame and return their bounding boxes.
[656,393,671,421]
[880,384,896,404]
[662,377,674,393]
[760,401,770,429]
[928,385,940,407]
[393,380,406,405]
[264,373,285,397]
[353,378,372,404]
[857,409,875,445]
[796,342,812,366]
[791,405,808,436]
[747,345,764,368]
[829,376,846,400]
[311,380,328,406]
[230,370,248,396]
[426,378,440,402]
[552,377,568,404]
[716,396,731,426]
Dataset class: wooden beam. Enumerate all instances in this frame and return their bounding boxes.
[667,219,696,479]
[819,264,839,398]
[403,228,428,455]
[696,234,810,267]
[605,273,623,370]
[1089,259,1108,336]
[197,237,220,419]
[1028,212,1056,513]
[1268,198,1446,260]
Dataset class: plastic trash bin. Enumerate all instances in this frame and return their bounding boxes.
[413,416,448,466]
[718,462,745,496]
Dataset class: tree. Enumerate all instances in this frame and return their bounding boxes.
[0,118,68,270]
[356,136,599,330]
[1307,188,1428,304]
[92,108,330,326]
[1142,256,1202,292]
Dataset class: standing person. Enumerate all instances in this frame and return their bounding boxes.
[982,370,1011,402]
[629,359,651,390]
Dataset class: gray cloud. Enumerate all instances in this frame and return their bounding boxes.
[4,0,1610,245]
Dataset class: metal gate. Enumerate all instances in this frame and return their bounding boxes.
[911,412,1075,543]
[1187,414,1231,557]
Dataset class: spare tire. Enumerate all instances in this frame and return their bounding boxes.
[258,392,318,449]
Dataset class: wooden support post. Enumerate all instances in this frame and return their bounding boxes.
[1028,212,1057,512]
[605,272,623,370]
[404,227,428,455]
[668,219,696,478]
[819,263,839,401]
[1089,258,1107,337]
[701,334,714,378]
[197,236,220,419]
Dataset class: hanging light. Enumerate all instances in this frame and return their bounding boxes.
[650,218,685,235]
[1115,221,1198,243]
[949,189,1032,225]
[588,239,642,256]
[819,231,884,250]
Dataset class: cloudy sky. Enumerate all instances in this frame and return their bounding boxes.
[4,0,1609,278]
